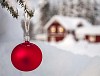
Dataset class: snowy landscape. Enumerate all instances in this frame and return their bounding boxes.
[0,0,100,76]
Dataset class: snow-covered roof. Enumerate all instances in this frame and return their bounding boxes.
[44,15,92,30]
[76,26,100,35]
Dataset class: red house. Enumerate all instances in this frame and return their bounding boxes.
[75,26,100,43]
[44,15,91,42]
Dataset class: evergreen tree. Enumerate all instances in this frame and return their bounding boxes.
[69,0,75,16]
[94,0,100,25]
[50,3,58,16]
[85,0,98,24]
[59,0,68,16]
[38,0,50,33]
[92,0,99,24]
[76,0,85,17]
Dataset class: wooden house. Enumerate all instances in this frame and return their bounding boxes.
[44,15,91,42]
[75,26,100,43]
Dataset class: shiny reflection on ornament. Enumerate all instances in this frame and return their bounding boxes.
[15,49,26,58]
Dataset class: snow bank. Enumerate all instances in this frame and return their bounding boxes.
[50,34,100,57]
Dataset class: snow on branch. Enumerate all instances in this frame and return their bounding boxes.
[1,0,18,18]
[0,0,34,18]
[17,0,34,18]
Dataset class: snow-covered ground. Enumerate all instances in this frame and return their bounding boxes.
[50,34,100,57]
[0,2,100,76]
[0,40,100,76]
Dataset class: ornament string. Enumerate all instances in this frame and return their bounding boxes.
[24,13,31,41]
[23,0,34,41]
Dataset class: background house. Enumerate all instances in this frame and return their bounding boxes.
[34,0,100,34]
[44,15,92,42]
[75,26,100,43]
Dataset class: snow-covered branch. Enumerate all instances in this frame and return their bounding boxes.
[17,0,34,18]
[1,0,18,18]
[0,0,34,18]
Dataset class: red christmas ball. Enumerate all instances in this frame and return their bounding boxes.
[11,41,42,71]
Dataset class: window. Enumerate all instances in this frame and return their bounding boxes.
[50,26,56,33]
[89,36,96,42]
[58,26,64,33]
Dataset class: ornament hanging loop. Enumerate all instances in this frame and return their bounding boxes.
[24,12,31,41]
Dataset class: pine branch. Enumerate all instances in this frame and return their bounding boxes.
[24,4,34,18]
[0,0,34,19]
[17,0,34,18]
[1,0,19,18]
[17,0,24,7]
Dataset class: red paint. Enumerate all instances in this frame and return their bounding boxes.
[11,41,42,71]
[96,36,100,42]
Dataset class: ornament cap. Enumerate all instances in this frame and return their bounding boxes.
[25,41,30,43]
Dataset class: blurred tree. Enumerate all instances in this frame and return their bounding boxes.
[38,0,50,33]
[92,0,99,25]
[68,0,75,16]
[0,0,3,3]
[76,0,86,17]
[36,0,100,30]
[50,4,58,17]
[85,0,98,24]
[58,0,68,16]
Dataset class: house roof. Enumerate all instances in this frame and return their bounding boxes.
[44,15,92,30]
[75,26,100,35]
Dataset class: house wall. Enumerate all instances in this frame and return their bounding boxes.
[96,36,100,42]
[47,22,68,42]
[85,35,100,43]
